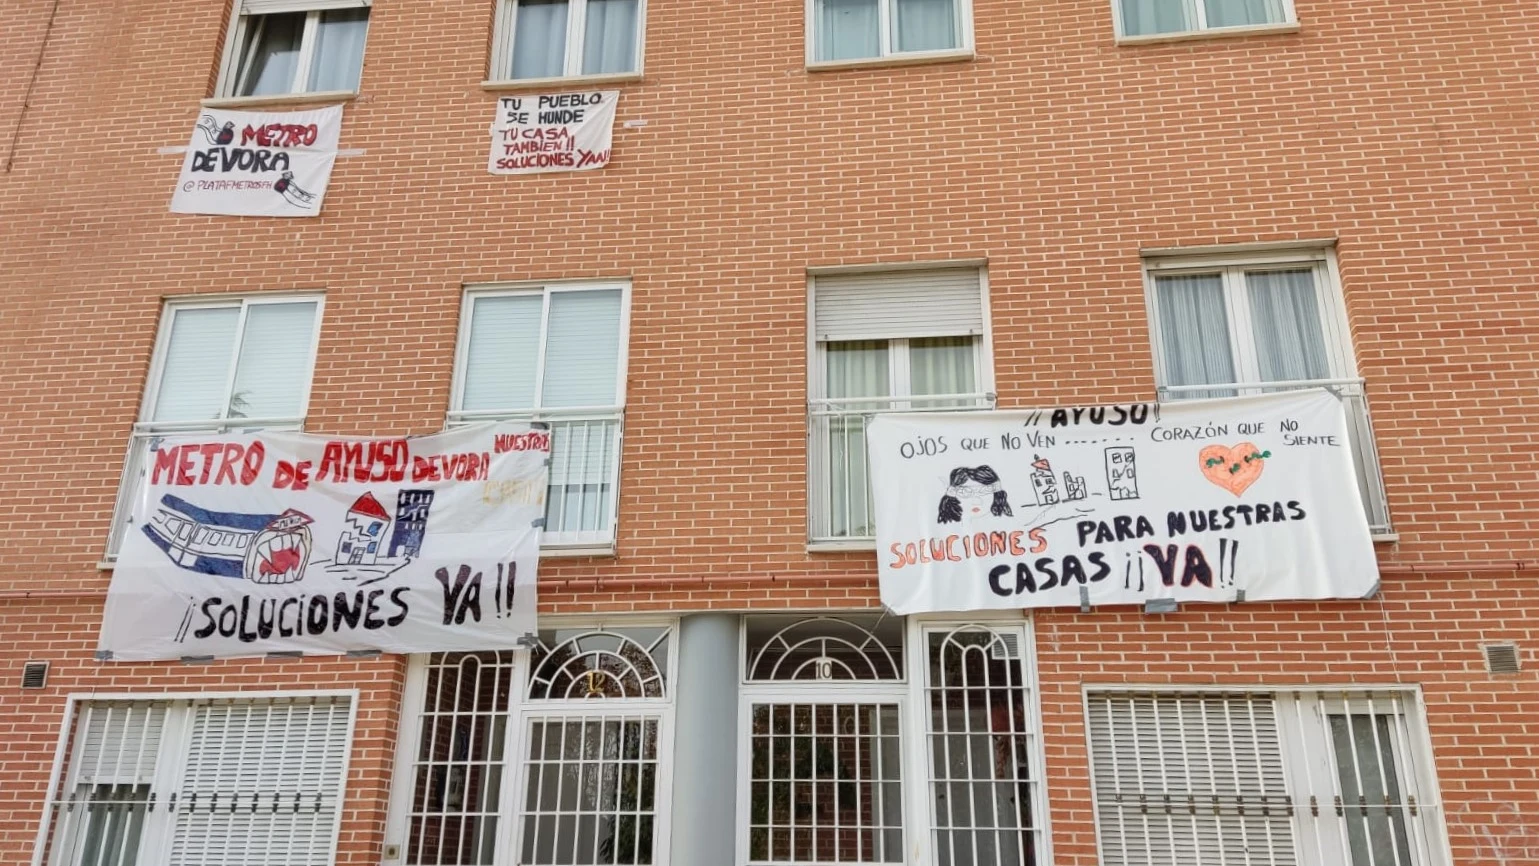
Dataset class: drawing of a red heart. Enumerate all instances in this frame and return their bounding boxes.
[1199,442,1267,496]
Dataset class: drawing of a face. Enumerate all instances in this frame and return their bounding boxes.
[243,509,314,584]
[938,466,1014,524]
[953,479,997,514]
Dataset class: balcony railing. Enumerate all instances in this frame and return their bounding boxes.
[1158,378,1391,535]
[808,393,995,544]
[450,406,623,550]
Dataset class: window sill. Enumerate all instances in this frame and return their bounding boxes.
[807,540,877,554]
[806,49,974,73]
[1372,531,1399,544]
[481,73,643,92]
[1115,22,1300,46]
[201,91,359,109]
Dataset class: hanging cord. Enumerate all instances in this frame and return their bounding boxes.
[4,0,63,174]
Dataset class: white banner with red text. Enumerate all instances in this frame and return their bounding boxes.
[171,104,343,217]
[489,91,618,174]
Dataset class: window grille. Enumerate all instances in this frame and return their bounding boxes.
[517,715,660,865]
[528,628,670,700]
[746,616,903,682]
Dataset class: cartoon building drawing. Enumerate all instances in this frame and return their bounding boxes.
[1106,446,1139,500]
[387,489,434,558]
[337,492,393,566]
[1029,455,1060,505]
[1063,471,1087,501]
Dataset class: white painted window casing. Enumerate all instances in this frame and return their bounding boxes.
[215,0,371,98]
[1111,0,1295,40]
[806,0,974,65]
[490,0,646,83]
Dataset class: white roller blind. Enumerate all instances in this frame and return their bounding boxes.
[75,702,169,785]
[229,301,318,420]
[542,289,622,408]
[152,307,240,423]
[813,268,984,341]
[460,294,543,412]
[167,697,352,866]
[242,0,367,15]
[1087,692,1296,866]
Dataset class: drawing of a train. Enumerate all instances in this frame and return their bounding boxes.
[142,495,313,583]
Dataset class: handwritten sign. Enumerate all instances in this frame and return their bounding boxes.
[100,423,550,661]
[170,105,343,217]
[868,389,1379,614]
[489,92,618,174]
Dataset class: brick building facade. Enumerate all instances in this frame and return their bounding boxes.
[2,0,1536,862]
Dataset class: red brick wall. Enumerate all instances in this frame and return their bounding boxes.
[2,0,1536,861]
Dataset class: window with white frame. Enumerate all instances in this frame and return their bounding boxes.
[1086,688,1448,866]
[107,296,322,556]
[492,0,643,82]
[738,616,1048,866]
[216,0,370,98]
[38,694,354,866]
[1142,246,1390,532]
[808,0,971,64]
[395,626,674,866]
[451,283,628,549]
[1113,0,1293,39]
[809,267,992,543]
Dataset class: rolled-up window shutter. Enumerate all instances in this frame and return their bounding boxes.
[813,268,983,341]
[241,0,368,15]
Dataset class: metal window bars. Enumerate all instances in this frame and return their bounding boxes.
[527,629,669,701]
[1155,378,1391,534]
[43,702,169,866]
[447,406,624,549]
[517,715,661,866]
[808,393,995,543]
[747,617,903,682]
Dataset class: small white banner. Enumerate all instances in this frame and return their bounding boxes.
[100,423,550,661]
[170,105,343,217]
[489,92,618,174]
[868,389,1379,615]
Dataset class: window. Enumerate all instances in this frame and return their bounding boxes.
[452,283,629,550]
[492,0,644,82]
[1086,688,1449,866]
[395,626,675,866]
[217,0,371,98]
[808,0,971,63]
[107,296,322,556]
[1113,0,1293,38]
[39,694,354,866]
[1142,246,1390,532]
[738,616,1048,866]
[808,267,991,543]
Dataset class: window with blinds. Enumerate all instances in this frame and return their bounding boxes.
[40,695,355,866]
[216,0,371,97]
[808,267,992,543]
[1086,688,1449,866]
[106,296,322,557]
[451,283,629,549]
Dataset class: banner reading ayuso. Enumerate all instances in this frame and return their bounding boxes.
[868,389,1379,615]
[170,104,343,217]
[100,423,549,661]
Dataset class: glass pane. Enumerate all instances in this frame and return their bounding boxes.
[815,0,879,61]
[520,716,660,865]
[461,294,543,412]
[1330,714,1414,866]
[236,13,304,96]
[151,307,240,422]
[1246,269,1332,384]
[1205,0,1284,27]
[309,8,369,92]
[1154,273,1237,399]
[229,301,318,420]
[542,290,622,407]
[1118,0,1191,35]
[893,0,958,52]
[581,0,638,74]
[910,336,976,399]
[512,0,570,79]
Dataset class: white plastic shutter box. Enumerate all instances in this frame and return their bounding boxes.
[167,697,353,866]
[813,268,984,341]
[241,0,368,15]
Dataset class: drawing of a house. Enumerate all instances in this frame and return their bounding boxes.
[1030,455,1060,505]
[337,492,392,566]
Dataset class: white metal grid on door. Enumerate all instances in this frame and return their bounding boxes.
[405,652,519,866]
[923,624,1045,866]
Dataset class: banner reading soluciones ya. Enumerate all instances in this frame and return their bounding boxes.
[868,389,1379,615]
[99,423,549,661]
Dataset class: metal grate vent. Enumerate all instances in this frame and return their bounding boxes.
[990,632,1020,660]
[21,661,48,689]
[1484,643,1521,674]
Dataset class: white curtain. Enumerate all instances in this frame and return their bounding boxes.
[1246,269,1330,383]
[910,336,975,405]
[581,0,638,74]
[825,341,887,537]
[1118,0,1190,35]
[152,308,240,422]
[1154,274,1236,398]
[309,8,369,92]
[1204,0,1284,27]
[228,301,318,420]
[461,295,543,412]
[894,0,957,53]
[512,0,570,79]
[236,13,304,96]
[542,289,622,407]
[816,0,879,61]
